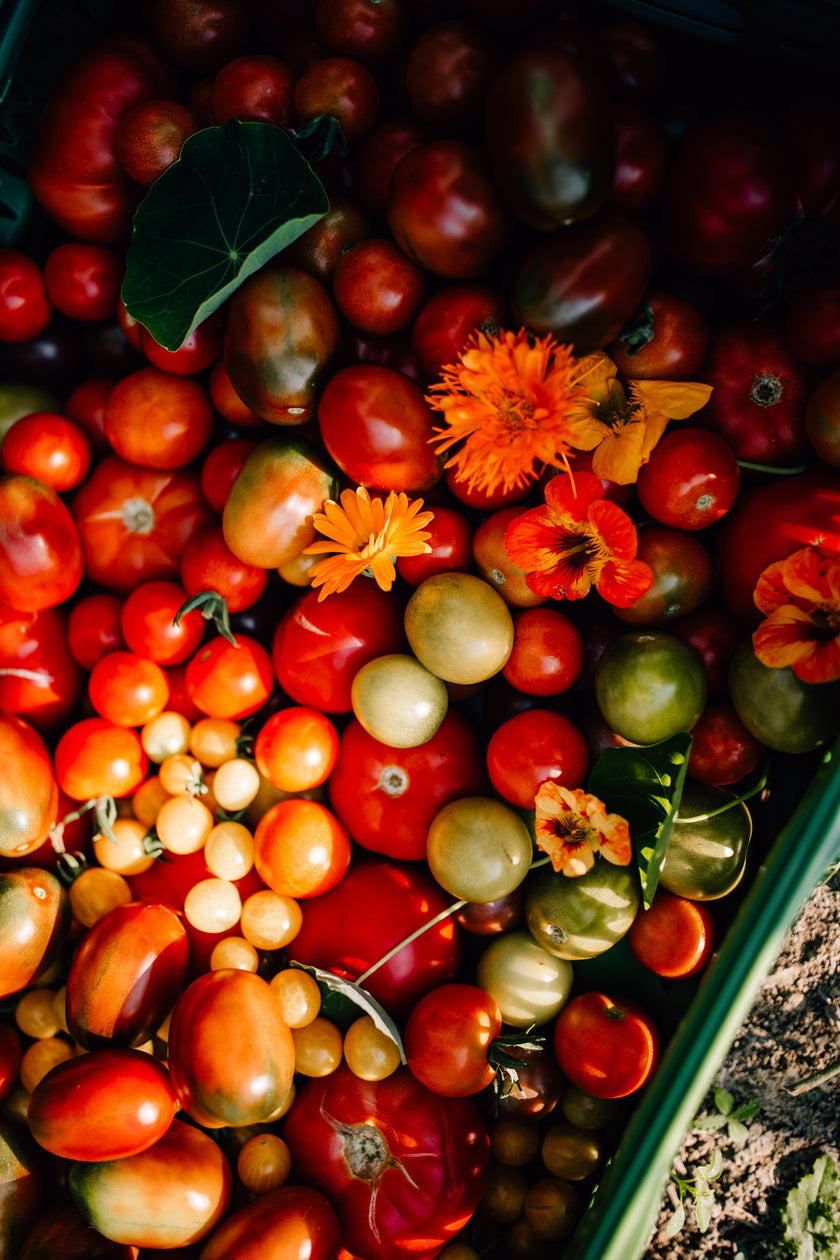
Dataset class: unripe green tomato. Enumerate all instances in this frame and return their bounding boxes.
[660,783,752,901]
[728,638,840,754]
[426,796,533,903]
[404,571,514,684]
[476,930,573,1028]
[595,631,707,745]
[350,653,449,748]
[525,860,641,961]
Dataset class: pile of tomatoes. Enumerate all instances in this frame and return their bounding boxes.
[2,1,840,1258]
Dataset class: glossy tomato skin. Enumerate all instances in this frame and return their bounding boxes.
[608,102,669,216]
[0,713,59,858]
[687,701,764,786]
[289,858,462,1020]
[27,1048,177,1162]
[198,1185,341,1260]
[43,243,122,322]
[0,474,84,612]
[318,364,443,491]
[636,428,740,531]
[404,18,501,134]
[410,283,507,380]
[355,115,429,221]
[333,237,427,338]
[606,290,709,381]
[293,55,380,145]
[613,524,713,626]
[272,583,406,713]
[66,900,189,1050]
[185,633,274,720]
[69,1117,232,1250]
[487,709,589,809]
[283,1063,490,1260]
[502,607,586,697]
[404,983,502,1097]
[168,969,295,1128]
[327,709,488,860]
[553,991,660,1099]
[116,97,198,187]
[54,717,148,800]
[0,250,51,342]
[0,867,70,999]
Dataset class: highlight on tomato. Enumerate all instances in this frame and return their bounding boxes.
[553,991,660,1099]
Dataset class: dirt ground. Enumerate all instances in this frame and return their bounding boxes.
[644,872,840,1259]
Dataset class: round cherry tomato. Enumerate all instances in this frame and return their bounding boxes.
[87,650,170,727]
[486,709,589,809]
[0,866,69,998]
[210,54,295,126]
[553,991,659,1099]
[502,607,586,696]
[253,797,351,898]
[636,428,740,531]
[150,0,249,75]
[410,283,507,379]
[43,243,123,322]
[200,435,259,512]
[0,250,51,342]
[283,1063,490,1260]
[180,524,269,613]
[605,290,709,381]
[405,983,503,1097]
[0,474,84,612]
[104,366,214,469]
[139,313,223,376]
[687,701,764,786]
[67,592,126,669]
[117,97,198,186]
[1,411,91,491]
[613,524,713,626]
[254,706,340,792]
[293,55,380,145]
[54,717,149,800]
[64,375,114,450]
[185,633,274,720]
[120,579,205,665]
[627,889,715,979]
[333,238,427,337]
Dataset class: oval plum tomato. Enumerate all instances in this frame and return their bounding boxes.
[608,102,668,216]
[0,250,51,342]
[104,366,214,469]
[327,709,487,860]
[117,97,198,186]
[180,524,268,613]
[396,505,473,586]
[199,1184,340,1260]
[404,18,501,134]
[293,55,380,145]
[185,633,274,720]
[502,607,586,696]
[65,899,189,1049]
[200,435,259,513]
[209,54,295,126]
[613,524,713,626]
[0,866,69,999]
[208,360,264,428]
[139,312,223,376]
[715,468,840,624]
[606,290,709,381]
[87,651,170,727]
[636,428,740,531]
[0,714,59,858]
[553,991,659,1099]
[1,411,91,491]
[168,969,295,1128]
[627,890,715,979]
[43,243,122,322]
[68,1116,232,1250]
[0,602,83,731]
[388,139,510,279]
[486,709,589,809]
[283,1064,489,1260]
[332,238,427,337]
[272,584,406,713]
[254,707,340,792]
[27,1048,177,1161]
[120,579,205,665]
[0,474,84,612]
[67,592,126,670]
[54,717,148,800]
[404,983,502,1097]
[696,319,813,466]
[253,797,351,898]
[317,364,442,491]
[687,700,764,786]
[290,857,461,1020]
[411,283,507,379]
[71,455,215,593]
[355,114,429,220]
[806,364,840,467]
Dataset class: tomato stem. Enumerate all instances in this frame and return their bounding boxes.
[735,460,808,476]
[354,900,467,985]
[677,760,771,823]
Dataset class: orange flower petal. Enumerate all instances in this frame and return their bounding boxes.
[587,499,640,561]
[590,422,647,485]
[753,558,791,615]
[752,605,822,669]
[792,637,840,683]
[630,379,714,420]
[598,557,654,609]
[782,545,840,607]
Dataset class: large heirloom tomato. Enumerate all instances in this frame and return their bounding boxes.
[0,475,84,612]
[0,866,70,999]
[0,714,59,858]
[0,603,83,731]
[283,1064,490,1260]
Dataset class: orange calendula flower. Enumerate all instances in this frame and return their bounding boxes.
[535,780,632,878]
[303,485,433,602]
[425,327,607,497]
[752,545,840,683]
[564,361,714,485]
[504,470,653,607]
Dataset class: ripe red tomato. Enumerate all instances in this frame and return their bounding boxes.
[553,991,660,1099]
[501,607,586,696]
[0,715,59,859]
[1,411,91,491]
[200,436,259,512]
[332,238,427,337]
[254,706,340,792]
[410,282,508,379]
[627,890,715,979]
[87,650,171,727]
[687,701,764,786]
[605,290,709,381]
[785,275,840,368]
[64,375,115,451]
[139,313,223,376]
[293,55,380,145]
[119,579,205,665]
[613,524,713,626]
[104,366,214,468]
[608,102,669,216]
[117,97,198,186]
[636,428,740,531]
[43,243,123,322]
[207,362,264,428]
[283,1063,490,1260]
[198,1185,341,1260]
[0,474,85,612]
[314,0,408,66]
[253,797,351,898]
[327,709,488,860]
[670,604,744,696]
[180,524,268,613]
[0,250,51,342]
[395,505,474,586]
[806,364,840,468]
[404,983,502,1097]
[355,115,429,220]
[185,633,274,720]
[54,716,148,800]
[209,54,295,126]
[0,602,83,731]
[404,18,501,134]
[486,709,589,809]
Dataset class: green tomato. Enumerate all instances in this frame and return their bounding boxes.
[426,796,533,903]
[728,638,840,754]
[475,930,573,1028]
[404,571,514,685]
[660,783,752,901]
[350,653,449,748]
[525,859,641,961]
[595,631,707,745]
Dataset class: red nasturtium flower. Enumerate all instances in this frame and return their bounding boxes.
[535,781,632,877]
[503,471,653,607]
[752,545,840,683]
[303,484,433,601]
[425,327,607,496]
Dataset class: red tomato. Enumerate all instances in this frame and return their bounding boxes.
[395,505,474,586]
[54,717,148,801]
[0,602,83,731]
[200,436,259,512]
[120,580,205,665]
[327,709,488,860]
[289,858,462,1020]
[0,713,59,859]
[283,195,373,287]
[43,243,122,322]
[0,250,51,342]
[293,56,380,145]
[0,474,84,612]
[314,0,408,66]
[87,651,171,727]
[104,367,214,469]
[687,701,764,786]
[404,19,501,134]
[333,238,427,337]
[71,454,215,593]
[210,54,295,126]
[180,525,268,613]
[502,607,586,697]
[28,1048,177,1161]
[185,633,274,720]
[355,115,429,220]
[605,290,709,381]
[636,428,740,531]
[486,709,589,810]
[254,707,340,792]
[317,364,442,491]
[150,0,249,75]
[64,375,115,451]
[411,283,507,380]
[608,102,669,216]
[473,506,548,608]
[1,411,91,492]
[627,890,715,979]
[0,866,70,998]
[272,584,406,713]
[553,991,660,1099]
[404,983,502,1097]
[613,524,713,627]
[283,1064,490,1260]
[198,1186,341,1260]
[139,314,223,376]
[670,604,744,696]
[117,97,198,187]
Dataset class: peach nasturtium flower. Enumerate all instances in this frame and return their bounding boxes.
[564,362,714,485]
[535,781,632,878]
[503,471,653,607]
[303,484,433,601]
[425,326,607,497]
[752,545,840,683]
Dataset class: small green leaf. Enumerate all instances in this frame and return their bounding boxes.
[727,1119,750,1144]
[122,119,329,351]
[587,733,692,908]
[715,1088,734,1115]
[289,961,406,1063]
[695,1185,716,1233]
[731,1098,762,1123]
[693,1113,729,1133]
[666,1202,686,1237]
[702,1148,725,1181]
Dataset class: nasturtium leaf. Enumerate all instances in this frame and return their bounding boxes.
[289,961,407,1063]
[587,733,693,910]
[121,119,329,351]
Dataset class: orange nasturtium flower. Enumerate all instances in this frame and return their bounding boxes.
[504,470,653,607]
[752,545,840,683]
[564,360,714,485]
[535,781,632,878]
[303,484,433,601]
[425,326,607,497]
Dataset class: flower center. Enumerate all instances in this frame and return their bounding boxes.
[497,389,536,431]
[544,813,593,848]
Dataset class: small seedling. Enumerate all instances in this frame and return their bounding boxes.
[693,1087,763,1142]
[665,1089,762,1237]
[781,1152,840,1258]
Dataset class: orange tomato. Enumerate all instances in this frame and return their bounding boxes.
[253,798,351,898]
[53,717,148,800]
[553,992,659,1100]
[627,888,715,979]
[254,707,340,792]
[185,634,274,720]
